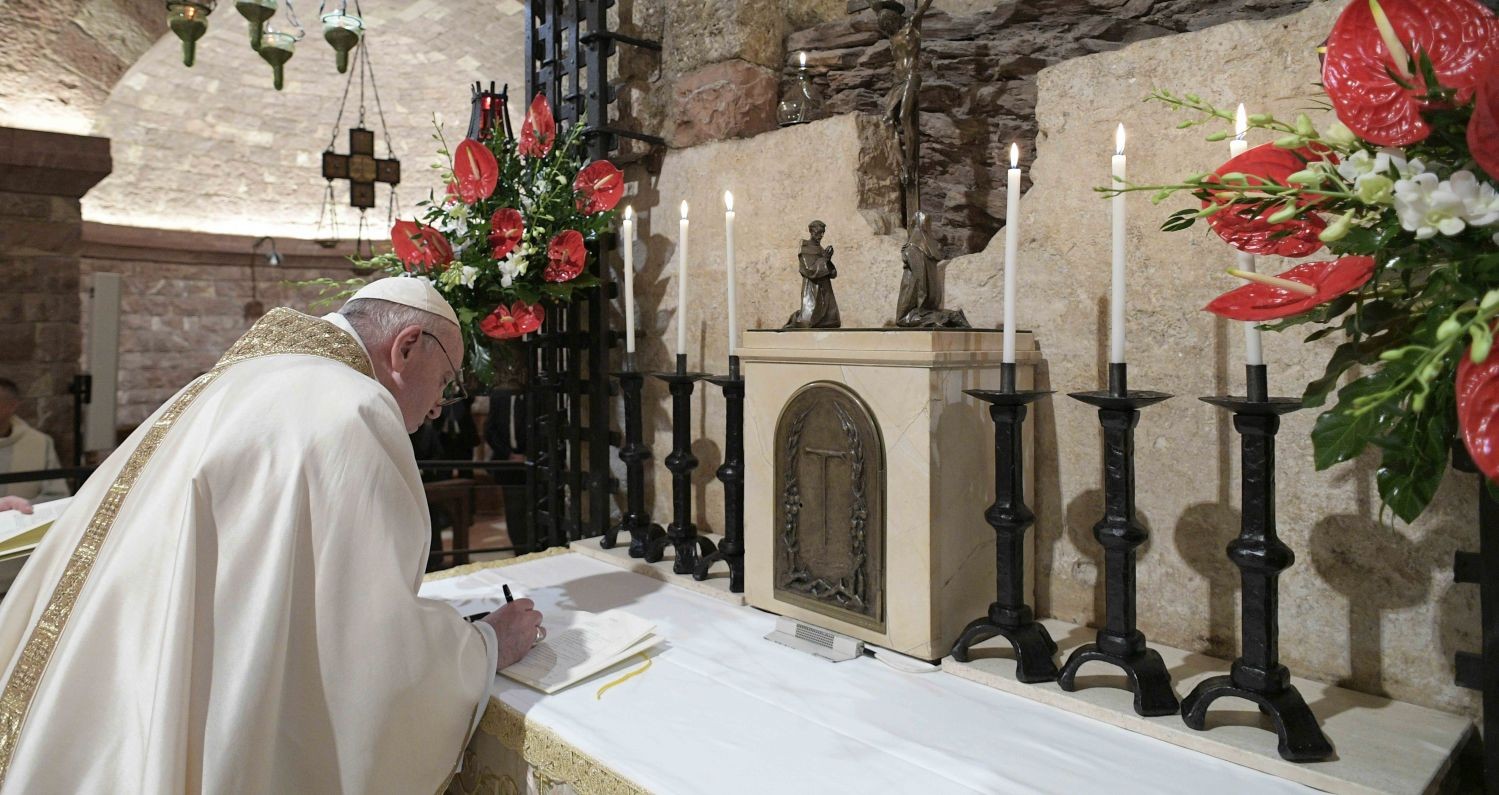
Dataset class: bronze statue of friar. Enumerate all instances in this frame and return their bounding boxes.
[784,220,841,328]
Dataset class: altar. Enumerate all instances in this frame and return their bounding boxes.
[422,551,1319,794]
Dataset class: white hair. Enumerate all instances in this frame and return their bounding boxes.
[339,298,453,346]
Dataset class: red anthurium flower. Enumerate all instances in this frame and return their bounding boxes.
[1204,256,1377,321]
[1201,143,1337,257]
[453,138,499,203]
[544,230,586,282]
[390,220,454,272]
[574,160,624,214]
[1458,326,1499,481]
[1469,59,1499,178]
[480,301,545,340]
[488,208,525,260]
[1323,0,1499,146]
[519,94,557,158]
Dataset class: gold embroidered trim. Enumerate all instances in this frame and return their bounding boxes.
[0,307,373,786]
[422,547,571,582]
[477,699,647,795]
[216,307,373,377]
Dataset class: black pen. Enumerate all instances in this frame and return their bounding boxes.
[503,584,514,603]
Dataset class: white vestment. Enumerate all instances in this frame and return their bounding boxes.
[0,308,495,794]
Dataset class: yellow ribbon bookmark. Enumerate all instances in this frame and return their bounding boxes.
[594,653,652,700]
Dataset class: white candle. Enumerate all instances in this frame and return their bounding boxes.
[1002,143,1021,364]
[724,190,737,358]
[1110,123,1127,364]
[621,205,636,354]
[1229,103,1264,368]
[678,200,690,360]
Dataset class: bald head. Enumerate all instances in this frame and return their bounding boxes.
[339,298,464,432]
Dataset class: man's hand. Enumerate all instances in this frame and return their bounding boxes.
[0,497,33,515]
[482,598,544,671]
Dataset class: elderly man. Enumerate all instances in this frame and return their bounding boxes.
[0,279,542,794]
[0,378,70,515]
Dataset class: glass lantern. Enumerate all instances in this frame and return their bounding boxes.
[235,0,276,50]
[166,1,217,67]
[258,30,297,91]
[321,8,364,74]
[777,52,820,126]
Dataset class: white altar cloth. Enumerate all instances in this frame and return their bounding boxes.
[421,552,1312,794]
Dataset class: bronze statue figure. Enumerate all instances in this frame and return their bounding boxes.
[895,212,968,328]
[784,221,841,329]
[875,0,933,230]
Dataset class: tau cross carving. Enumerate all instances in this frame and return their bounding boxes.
[322,127,400,209]
[803,445,852,540]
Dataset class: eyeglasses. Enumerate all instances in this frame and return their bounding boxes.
[421,331,468,407]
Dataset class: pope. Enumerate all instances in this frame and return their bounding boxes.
[0,278,543,793]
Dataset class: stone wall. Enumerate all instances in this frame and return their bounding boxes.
[0,127,112,466]
[785,0,1315,256]
[958,0,1480,718]
[79,225,364,430]
[633,1,1483,718]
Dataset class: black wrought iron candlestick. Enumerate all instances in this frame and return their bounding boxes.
[1181,364,1333,762]
[695,355,745,592]
[650,354,717,574]
[1059,362,1179,716]
[951,362,1058,682]
[601,353,664,557]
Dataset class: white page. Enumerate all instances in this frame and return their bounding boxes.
[0,498,72,545]
[501,610,656,693]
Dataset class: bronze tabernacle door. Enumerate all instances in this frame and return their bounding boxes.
[773,381,886,632]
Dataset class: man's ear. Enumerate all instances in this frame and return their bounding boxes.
[389,325,424,371]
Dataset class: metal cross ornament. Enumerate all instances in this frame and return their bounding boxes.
[321,127,399,209]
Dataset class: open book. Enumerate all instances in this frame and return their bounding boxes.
[501,609,660,694]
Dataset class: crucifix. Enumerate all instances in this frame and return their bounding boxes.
[321,127,400,209]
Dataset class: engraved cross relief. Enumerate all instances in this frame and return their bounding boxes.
[774,383,885,629]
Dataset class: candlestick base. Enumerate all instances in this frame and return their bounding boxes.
[950,386,1058,684]
[651,367,714,574]
[1063,372,1177,717]
[694,367,746,592]
[1183,390,1333,762]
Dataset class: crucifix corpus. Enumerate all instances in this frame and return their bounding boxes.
[322,127,400,209]
[859,0,969,328]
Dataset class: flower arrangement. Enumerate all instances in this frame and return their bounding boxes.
[354,93,623,384]
[1128,0,1499,522]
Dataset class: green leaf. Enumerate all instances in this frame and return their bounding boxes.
[1311,372,1397,469]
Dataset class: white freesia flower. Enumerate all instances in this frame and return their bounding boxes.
[498,249,529,288]
[1394,173,1468,239]
[1449,171,1499,227]
[458,265,479,288]
[435,212,470,259]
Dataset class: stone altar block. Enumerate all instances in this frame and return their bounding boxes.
[739,329,1039,660]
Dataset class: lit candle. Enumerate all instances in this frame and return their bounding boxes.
[799,51,807,68]
[1229,103,1264,368]
[621,205,636,354]
[678,200,690,360]
[724,190,737,358]
[1111,123,1127,364]
[1002,143,1021,365]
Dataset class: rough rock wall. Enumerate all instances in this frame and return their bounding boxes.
[786,0,1316,256]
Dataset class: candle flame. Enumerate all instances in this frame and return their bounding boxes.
[680,200,689,219]
[723,190,734,211]
[1115,124,1126,156]
[624,204,633,221]
[1235,103,1248,141]
[1009,143,1019,169]
[799,51,807,67]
